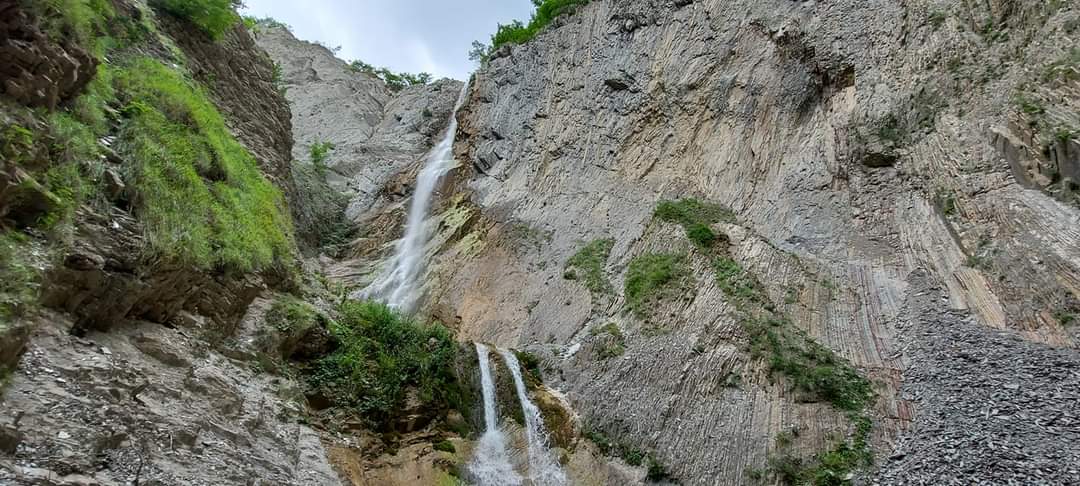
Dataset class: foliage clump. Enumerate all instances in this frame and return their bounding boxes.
[151,0,241,39]
[307,300,461,429]
[482,0,592,57]
[584,427,672,480]
[346,61,432,92]
[309,141,334,170]
[113,58,294,272]
[565,238,614,294]
[753,415,872,486]
[654,198,735,248]
[0,234,39,324]
[590,322,625,359]
[625,252,689,319]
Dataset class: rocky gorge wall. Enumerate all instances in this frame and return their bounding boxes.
[399,0,1080,484]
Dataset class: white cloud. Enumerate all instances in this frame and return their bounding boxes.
[241,0,536,80]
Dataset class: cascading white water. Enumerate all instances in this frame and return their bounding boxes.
[499,350,567,485]
[359,80,471,313]
[468,343,522,486]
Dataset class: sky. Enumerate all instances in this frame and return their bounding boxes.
[241,0,537,81]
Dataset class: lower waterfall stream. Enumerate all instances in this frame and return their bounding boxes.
[467,344,566,485]
[467,344,522,485]
[499,349,567,485]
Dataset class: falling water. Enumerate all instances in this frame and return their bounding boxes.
[360,80,471,313]
[468,344,522,486]
[499,350,568,485]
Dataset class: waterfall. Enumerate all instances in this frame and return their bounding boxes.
[499,350,567,485]
[468,343,522,486]
[359,80,471,313]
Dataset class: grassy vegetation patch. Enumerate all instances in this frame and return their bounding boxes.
[34,0,115,58]
[714,256,766,304]
[307,300,462,429]
[654,198,735,248]
[433,440,456,453]
[565,238,614,294]
[0,233,40,324]
[584,427,672,481]
[113,58,294,272]
[151,0,240,39]
[751,415,872,486]
[624,252,689,319]
[590,322,625,359]
[745,316,873,412]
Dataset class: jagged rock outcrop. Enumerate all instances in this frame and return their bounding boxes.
[254,25,462,254]
[0,0,97,109]
[379,0,1080,484]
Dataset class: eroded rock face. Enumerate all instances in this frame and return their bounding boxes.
[403,0,1080,484]
[0,1,97,109]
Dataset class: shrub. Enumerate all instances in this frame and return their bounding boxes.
[309,141,334,169]
[113,58,294,272]
[759,415,872,486]
[151,0,241,39]
[654,198,735,248]
[488,0,591,54]
[0,233,39,323]
[433,440,456,453]
[714,256,764,303]
[566,238,614,294]
[745,316,873,412]
[590,322,625,359]
[345,61,432,92]
[624,253,688,318]
[307,300,461,428]
[34,0,116,58]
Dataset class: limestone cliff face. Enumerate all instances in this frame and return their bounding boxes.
[255,25,462,255]
[404,0,1080,483]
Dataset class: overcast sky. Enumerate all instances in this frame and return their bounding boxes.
[241,0,536,81]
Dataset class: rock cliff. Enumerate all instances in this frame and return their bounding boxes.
[403,0,1080,484]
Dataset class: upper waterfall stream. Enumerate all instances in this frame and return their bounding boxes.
[360,80,470,312]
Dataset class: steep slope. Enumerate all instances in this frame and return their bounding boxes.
[389,0,1080,484]
[0,2,339,483]
[254,25,463,255]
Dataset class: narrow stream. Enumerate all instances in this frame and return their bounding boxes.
[500,349,567,485]
[467,343,522,485]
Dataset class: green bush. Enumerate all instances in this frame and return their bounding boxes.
[566,238,614,294]
[760,415,872,486]
[265,297,319,334]
[624,252,688,318]
[654,198,735,249]
[113,58,294,272]
[308,300,461,428]
[714,256,764,303]
[433,440,456,453]
[345,61,432,92]
[0,233,39,323]
[488,0,591,53]
[745,316,873,412]
[151,0,240,39]
[35,0,115,57]
[309,141,334,169]
[590,322,625,359]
